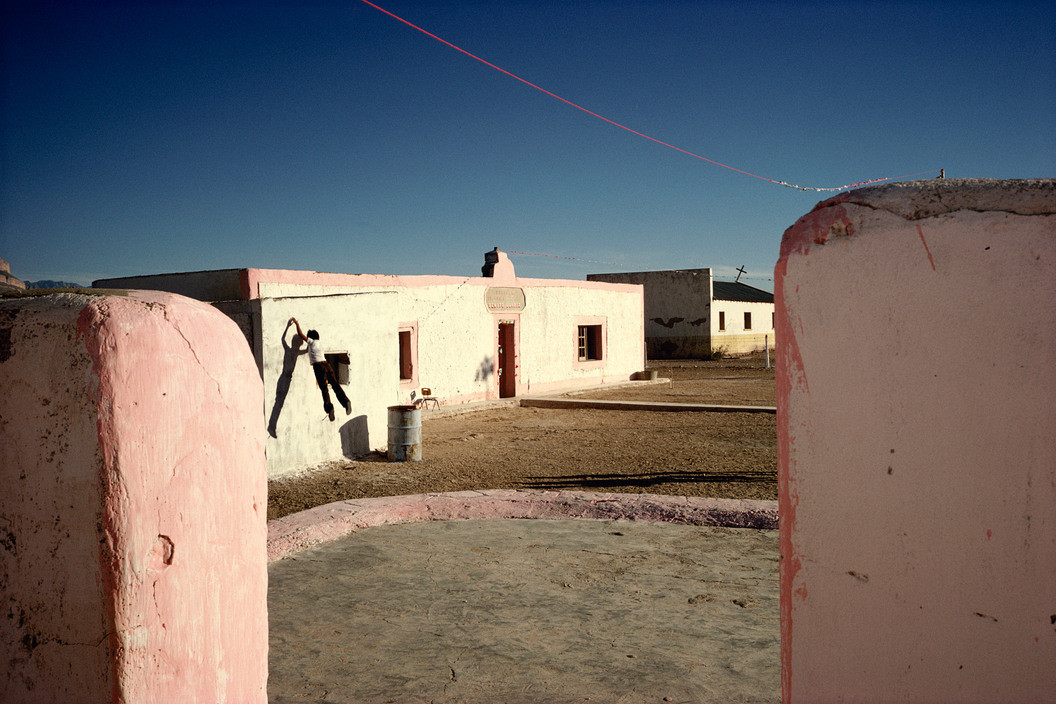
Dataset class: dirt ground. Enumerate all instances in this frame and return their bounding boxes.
[268,353,777,520]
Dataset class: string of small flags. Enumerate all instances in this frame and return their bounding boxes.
[511,251,774,284]
[510,250,627,267]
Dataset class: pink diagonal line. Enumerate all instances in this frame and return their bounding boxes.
[359,0,939,192]
[917,226,937,271]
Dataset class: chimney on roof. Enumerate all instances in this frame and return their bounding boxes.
[481,247,516,282]
[482,247,500,277]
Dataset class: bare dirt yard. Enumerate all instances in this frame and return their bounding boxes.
[268,352,777,520]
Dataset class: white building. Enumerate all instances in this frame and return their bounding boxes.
[587,267,774,358]
[96,249,644,478]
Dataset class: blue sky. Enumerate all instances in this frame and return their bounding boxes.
[3,0,1053,288]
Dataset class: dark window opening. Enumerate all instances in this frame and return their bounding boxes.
[325,352,350,385]
[578,325,603,361]
[718,311,726,331]
[744,312,753,330]
[398,330,413,381]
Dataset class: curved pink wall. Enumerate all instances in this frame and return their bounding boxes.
[1,291,268,702]
[777,179,1056,702]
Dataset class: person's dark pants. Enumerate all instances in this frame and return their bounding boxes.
[313,362,350,413]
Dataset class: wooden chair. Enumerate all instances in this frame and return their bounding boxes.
[418,387,439,409]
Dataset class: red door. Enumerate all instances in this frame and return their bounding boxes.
[498,322,516,398]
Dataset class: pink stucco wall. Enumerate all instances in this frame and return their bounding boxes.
[0,291,268,702]
[777,179,1055,702]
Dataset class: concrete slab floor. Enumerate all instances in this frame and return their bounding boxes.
[268,518,778,704]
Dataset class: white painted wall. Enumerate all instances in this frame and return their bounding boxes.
[712,298,775,354]
[777,179,1056,703]
[519,284,645,393]
[252,272,644,400]
[399,282,498,403]
[252,271,643,477]
[261,292,398,478]
[97,255,646,479]
[258,279,501,406]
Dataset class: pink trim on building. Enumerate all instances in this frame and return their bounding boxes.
[238,267,641,300]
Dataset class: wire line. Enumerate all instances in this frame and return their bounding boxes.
[358,0,940,192]
[510,250,626,267]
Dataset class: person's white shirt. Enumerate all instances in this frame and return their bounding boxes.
[307,338,326,365]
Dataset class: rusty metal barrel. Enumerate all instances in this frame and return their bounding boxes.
[386,405,422,461]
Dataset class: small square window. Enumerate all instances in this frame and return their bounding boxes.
[744,312,752,330]
[577,325,603,361]
[718,311,726,331]
[325,352,350,385]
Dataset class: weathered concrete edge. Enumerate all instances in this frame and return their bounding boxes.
[267,489,779,563]
[419,378,672,419]
[819,178,1056,221]
[519,398,777,413]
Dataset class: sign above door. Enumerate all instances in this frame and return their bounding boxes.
[485,287,526,313]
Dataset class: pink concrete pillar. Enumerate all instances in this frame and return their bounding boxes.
[1,290,267,702]
[777,179,1056,702]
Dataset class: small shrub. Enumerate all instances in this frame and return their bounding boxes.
[705,346,727,361]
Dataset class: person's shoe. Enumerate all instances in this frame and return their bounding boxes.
[344,399,352,415]
[325,404,335,421]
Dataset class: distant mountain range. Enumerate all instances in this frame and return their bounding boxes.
[26,280,89,289]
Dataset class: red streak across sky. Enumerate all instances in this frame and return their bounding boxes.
[358,0,939,192]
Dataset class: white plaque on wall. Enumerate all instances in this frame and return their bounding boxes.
[485,287,526,312]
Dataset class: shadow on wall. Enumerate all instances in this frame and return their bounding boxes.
[268,322,304,438]
[340,416,370,458]
[658,341,680,357]
[474,356,494,383]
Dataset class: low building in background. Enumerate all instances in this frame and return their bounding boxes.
[95,249,644,478]
[587,267,774,358]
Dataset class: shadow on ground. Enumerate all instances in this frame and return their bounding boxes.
[518,470,774,490]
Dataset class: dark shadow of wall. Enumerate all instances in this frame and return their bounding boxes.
[267,321,303,438]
